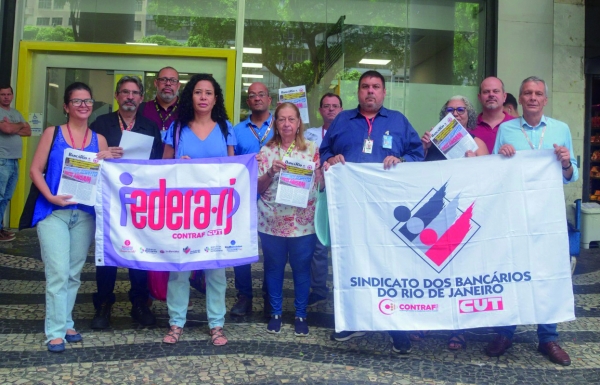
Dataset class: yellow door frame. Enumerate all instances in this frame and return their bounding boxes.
[11,41,237,228]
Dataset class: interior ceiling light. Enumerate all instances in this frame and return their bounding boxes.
[231,47,262,54]
[359,59,391,65]
[242,63,263,68]
[125,42,158,46]
[241,74,264,78]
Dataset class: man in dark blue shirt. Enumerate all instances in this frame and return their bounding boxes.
[321,70,423,354]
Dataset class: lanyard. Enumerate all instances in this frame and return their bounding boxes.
[118,113,135,132]
[248,117,273,146]
[365,116,376,139]
[321,126,326,139]
[66,123,89,150]
[279,141,296,159]
[154,99,178,131]
[520,124,547,150]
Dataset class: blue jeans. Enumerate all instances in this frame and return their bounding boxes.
[234,264,253,298]
[496,324,558,344]
[0,159,18,230]
[310,238,329,297]
[37,209,95,343]
[260,232,316,318]
[166,268,226,329]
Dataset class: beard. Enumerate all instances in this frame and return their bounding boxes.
[159,91,177,103]
[121,104,137,112]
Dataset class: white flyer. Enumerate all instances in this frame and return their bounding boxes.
[275,157,316,208]
[119,130,154,160]
[56,149,103,206]
[430,113,479,159]
[278,85,310,125]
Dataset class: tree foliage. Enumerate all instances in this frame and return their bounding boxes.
[24,26,75,42]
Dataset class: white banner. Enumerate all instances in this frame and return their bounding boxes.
[95,154,259,271]
[325,150,575,331]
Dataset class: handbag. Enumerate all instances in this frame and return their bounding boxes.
[314,183,331,247]
[19,127,59,230]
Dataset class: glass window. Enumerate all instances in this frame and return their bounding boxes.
[36,17,50,26]
[136,0,144,12]
[135,21,142,31]
[53,1,63,9]
[52,18,63,27]
[38,0,52,9]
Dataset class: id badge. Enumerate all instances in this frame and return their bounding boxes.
[363,139,373,154]
[383,135,392,149]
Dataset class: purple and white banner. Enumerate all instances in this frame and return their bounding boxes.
[95,154,258,271]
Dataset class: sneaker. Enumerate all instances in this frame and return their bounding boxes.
[307,292,327,307]
[390,333,412,354]
[267,315,282,334]
[294,317,309,336]
[131,300,156,326]
[0,230,15,242]
[230,294,253,316]
[330,330,366,342]
[91,302,112,329]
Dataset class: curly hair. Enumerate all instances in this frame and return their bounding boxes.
[177,73,229,138]
[265,102,307,152]
[438,95,477,130]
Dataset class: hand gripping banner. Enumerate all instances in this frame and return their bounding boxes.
[95,154,258,271]
[324,150,575,331]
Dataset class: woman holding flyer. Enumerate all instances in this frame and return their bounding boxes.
[421,95,489,161]
[29,82,111,353]
[257,102,321,336]
[162,73,236,346]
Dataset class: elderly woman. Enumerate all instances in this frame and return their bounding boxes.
[30,82,111,352]
[257,102,321,336]
[162,73,236,346]
[421,95,488,160]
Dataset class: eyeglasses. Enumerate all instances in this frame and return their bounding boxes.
[248,92,269,99]
[321,104,341,109]
[276,117,298,124]
[69,98,94,107]
[445,107,467,115]
[119,90,142,96]
[157,77,179,85]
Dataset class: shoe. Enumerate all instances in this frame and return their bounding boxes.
[390,333,412,354]
[131,300,156,326]
[64,333,82,343]
[538,341,571,366]
[330,331,366,342]
[267,315,282,334]
[0,230,15,242]
[307,293,327,307]
[485,334,513,357]
[91,302,112,329]
[47,341,65,353]
[263,296,272,318]
[447,333,466,350]
[294,317,309,336]
[230,295,252,316]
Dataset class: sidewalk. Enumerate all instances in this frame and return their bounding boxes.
[1,228,599,384]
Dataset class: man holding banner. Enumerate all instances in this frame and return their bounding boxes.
[489,76,578,366]
[320,70,424,353]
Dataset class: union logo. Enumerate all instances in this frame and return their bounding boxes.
[391,182,480,273]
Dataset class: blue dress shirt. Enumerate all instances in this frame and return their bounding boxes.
[233,114,274,155]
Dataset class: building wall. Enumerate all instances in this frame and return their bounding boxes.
[498,0,585,202]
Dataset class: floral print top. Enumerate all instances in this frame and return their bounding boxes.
[257,140,319,237]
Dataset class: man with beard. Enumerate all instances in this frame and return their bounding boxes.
[470,77,514,153]
[140,66,181,142]
[90,76,163,329]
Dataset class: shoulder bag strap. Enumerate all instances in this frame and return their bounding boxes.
[43,126,60,174]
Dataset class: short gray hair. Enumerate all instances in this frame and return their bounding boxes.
[439,95,478,129]
[115,76,144,95]
[519,76,548,97]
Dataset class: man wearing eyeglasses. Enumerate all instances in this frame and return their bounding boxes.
[230,82,275,317]
[139,66,181,142]
[304,93,343,307]
[471,77,514,153]
[89,76,163,329]
[0,85,31,242]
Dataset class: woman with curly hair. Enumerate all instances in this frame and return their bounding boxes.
[162,73,236,346]
[421,95,489,161]
[257,102,322,336]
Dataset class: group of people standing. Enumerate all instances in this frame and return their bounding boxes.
[10,65,576,367]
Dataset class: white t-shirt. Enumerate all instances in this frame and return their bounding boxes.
[304,126,324,147]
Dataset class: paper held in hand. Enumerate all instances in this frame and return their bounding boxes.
[56,148,103,206]
[119,130,154,160]
[275,157,316,208]
[278,85,310,125]
[430,113,479,159]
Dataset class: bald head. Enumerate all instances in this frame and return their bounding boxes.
[246,82,271,114]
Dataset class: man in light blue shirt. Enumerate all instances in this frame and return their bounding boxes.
[488,76,577,366]
[231,82,274,317]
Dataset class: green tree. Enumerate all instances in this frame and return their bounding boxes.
[23,26,75,42]
[137,35,182,46]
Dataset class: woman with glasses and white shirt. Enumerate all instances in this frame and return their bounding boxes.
[420,95,489,160]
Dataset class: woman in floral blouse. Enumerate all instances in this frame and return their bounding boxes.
[257,102,321,336]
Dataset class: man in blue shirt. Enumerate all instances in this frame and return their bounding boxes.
[487,76,577,366]
[321,70,424,354]
[231,82,274,316]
